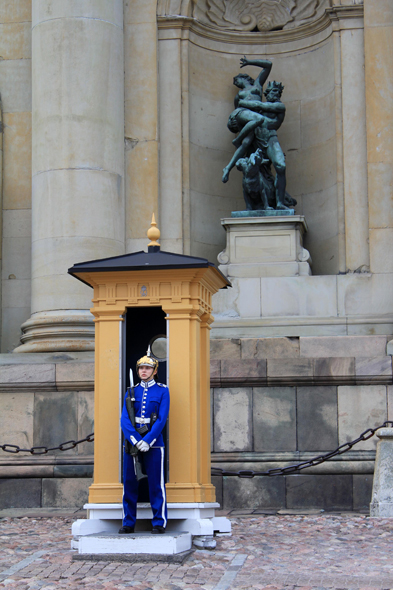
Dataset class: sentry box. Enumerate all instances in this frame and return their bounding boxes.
[68,216,230,508]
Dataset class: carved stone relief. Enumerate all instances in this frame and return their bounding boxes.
[157,0,194,17]
[193,0,330,31]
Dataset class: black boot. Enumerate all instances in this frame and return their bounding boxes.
[151,526,165,534]
[118,526,134,534]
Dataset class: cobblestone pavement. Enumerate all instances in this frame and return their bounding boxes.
[1,512,393,590]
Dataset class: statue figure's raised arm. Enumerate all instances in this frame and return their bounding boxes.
[239,56,272,92]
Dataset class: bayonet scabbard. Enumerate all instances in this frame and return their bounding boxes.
[124,386,146,480]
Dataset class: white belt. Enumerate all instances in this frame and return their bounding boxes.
[136,417,150,424]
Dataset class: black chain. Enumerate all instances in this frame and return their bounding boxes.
[0,433,94,455]
[211,421,393,478]
[2,421,393,472]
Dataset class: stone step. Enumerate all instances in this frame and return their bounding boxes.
[78,531,192,555]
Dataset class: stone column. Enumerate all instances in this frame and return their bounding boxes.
[157,0,193,255]
[364,0,393,275]
[15,0,125,352]
[370,428,393,517]
[158,29,184,253]
[339,11,370,272]
[124,0,159,253]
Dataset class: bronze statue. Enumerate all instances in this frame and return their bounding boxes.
[223,57,296,212]
[236,148,273,211]
[222,56,272,184]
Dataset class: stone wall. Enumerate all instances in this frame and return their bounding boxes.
[0,0,391,512]
[213,473,374,512]
[211,273,393,339]
[0,353,94,508]
[0,0,391,358]
[1,335,391,510]
[210,336,393,510]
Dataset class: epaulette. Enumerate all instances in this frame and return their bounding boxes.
[157,383,167,387]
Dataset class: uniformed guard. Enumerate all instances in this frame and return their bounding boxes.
[119,350,170,535]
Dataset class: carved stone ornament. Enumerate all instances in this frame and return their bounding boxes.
[193,0,330,32]
[157,0,194,17]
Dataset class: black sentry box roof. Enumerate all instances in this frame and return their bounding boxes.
[68,248,231,288]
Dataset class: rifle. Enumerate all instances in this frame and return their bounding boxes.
[124,369,147,482]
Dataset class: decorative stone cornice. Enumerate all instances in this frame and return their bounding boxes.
[157,0,194,18]
[158,4,363,45]
[158,13,329,43]
[327,5,364,20]
[326,4,364,30]
[193,0,330,33]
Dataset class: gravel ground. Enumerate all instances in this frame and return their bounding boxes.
[1,512,393,590]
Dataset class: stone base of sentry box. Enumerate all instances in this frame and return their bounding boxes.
[78,531,192,555]
[71,502,231,551]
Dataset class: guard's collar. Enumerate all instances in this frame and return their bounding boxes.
[141,379,155,388]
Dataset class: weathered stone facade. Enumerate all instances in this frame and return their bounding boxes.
[210,336,392,509]
[0,0,392,510]
[0,353,93,508]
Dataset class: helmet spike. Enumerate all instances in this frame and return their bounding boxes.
[136,351,158,372]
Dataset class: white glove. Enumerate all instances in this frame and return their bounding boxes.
[136,440,150,452]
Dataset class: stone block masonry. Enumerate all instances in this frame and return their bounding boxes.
[0,333,391,510]
[0,352,94,509]
[210,335,392,510]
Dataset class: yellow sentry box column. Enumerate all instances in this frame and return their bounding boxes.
[69,217,229,506]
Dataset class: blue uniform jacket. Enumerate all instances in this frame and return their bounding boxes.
[121,379,170,448]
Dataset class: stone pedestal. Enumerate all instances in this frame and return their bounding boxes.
[218,215,312,278]
[370,428,393,517]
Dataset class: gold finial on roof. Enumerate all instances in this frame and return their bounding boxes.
[147,213,160,248]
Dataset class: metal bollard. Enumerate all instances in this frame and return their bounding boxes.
[370,428,393,517]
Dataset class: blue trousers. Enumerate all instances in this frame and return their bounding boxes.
[122,446,167,528]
